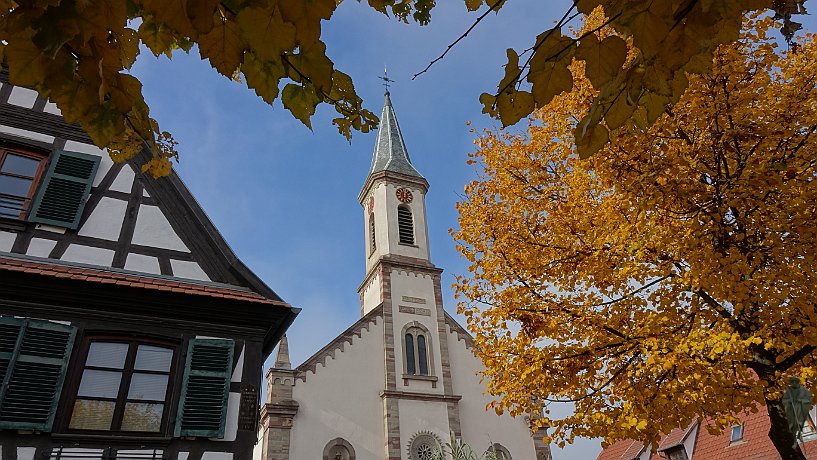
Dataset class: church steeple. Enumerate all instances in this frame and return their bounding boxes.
[367,92,424,180]
[358,91,435,316]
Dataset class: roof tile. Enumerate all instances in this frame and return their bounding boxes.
[0,256,285,306]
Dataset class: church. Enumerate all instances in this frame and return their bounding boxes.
[255,92,552,460]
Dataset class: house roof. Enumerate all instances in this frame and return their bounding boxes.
[694,409,817,460]
[657,420,697,451]
[0,253,283,304]
[596,440,643,460]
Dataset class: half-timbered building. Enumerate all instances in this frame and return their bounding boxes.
[0,70,298,460]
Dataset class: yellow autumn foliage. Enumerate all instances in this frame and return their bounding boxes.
[455,15,817,457]
[0,1,807,174]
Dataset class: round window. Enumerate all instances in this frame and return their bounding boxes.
[408,432,441,460]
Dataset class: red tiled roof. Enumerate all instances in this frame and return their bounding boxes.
[620,440,646,459]
[597,440,641,460]
[658,421,696,451]
[694,408,817,460]
[0,256,284,305]
[597,409,817,460]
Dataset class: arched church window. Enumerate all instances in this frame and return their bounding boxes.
[322,437,356,460]
[397,205,414,245]
[487,443,512,460]
[369,212,376,252]
[403,323,431,376]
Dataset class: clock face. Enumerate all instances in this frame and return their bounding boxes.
[368,196,374,212]
[396,188,413,203]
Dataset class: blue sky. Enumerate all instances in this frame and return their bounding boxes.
[131,3,816,459]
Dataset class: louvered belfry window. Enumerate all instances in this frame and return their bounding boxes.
[67,339,175,433]
[29,150,100,229]
[0,317,76,431]
[370,213,376,252]
[175,338,234,438]
[397,205,414,245]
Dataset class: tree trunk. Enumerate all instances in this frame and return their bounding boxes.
[766,397,807,460]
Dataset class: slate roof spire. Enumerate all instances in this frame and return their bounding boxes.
[367,91,424,179]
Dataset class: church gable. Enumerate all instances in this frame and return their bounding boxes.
[0,74,279,298]
[295,304,384,381]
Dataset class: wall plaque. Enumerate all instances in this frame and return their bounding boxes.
[238,384,259,431]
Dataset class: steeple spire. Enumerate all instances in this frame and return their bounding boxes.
[274,334,291,369]
[367,92,424,179]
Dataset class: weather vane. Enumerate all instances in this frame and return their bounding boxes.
[378,67,395,93]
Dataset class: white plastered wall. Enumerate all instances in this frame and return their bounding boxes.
[398,399,451,451]
[447,327,537,459]
[289,318,386,460]
[360,271,382,316]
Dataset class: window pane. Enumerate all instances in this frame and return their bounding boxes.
[128,373,169,401]
[134,345,173,372]
[0,197,24,217]
[1,154,40,177]
[0,175,33,197]
[69,399,115,430]
[405,334,416,375]
[77,369,122,398]
[417,335,428,376]
[730,424,743,442]
[86,342,129,369]
[121,402,163,432]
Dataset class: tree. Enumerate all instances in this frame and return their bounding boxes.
[453,14,817,460]
[0,0,808,176]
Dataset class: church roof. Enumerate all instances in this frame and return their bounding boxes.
[367,92,424,180]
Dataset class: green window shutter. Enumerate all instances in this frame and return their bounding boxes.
[29,150,101,229]
[0,317,76,431]
[175,339,234,438]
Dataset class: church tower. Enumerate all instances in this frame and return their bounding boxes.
[357,91,463,460]
[358,91,434,314]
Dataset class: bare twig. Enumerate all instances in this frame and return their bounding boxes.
[412,0,505,80]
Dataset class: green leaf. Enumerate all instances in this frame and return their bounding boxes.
[242,52,286,104]
[576,35,627,89]
[5,38,50,87]
[480,92,498,118]
[81,100,126,148]
[138,20,176,57]
[497,89,534,127]
[31,3,80,58]
[198,16,246,77]
[527,60,572,107]
[141,0,195,37]
[118,28,140,69]
[285,41,333,93]
[464,0,483,11]
[237,6,296,61]
[281,83,321,129]
[574,116,609,159]
[186,0,220,34]
[46,78,96,123]
[624,5,672,58]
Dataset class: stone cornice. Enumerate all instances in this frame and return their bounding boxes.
[294,304,383,381]
[380,390,462,403]
[357,254,443,294]
[358,170,429,204]
[445,312,475,350]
